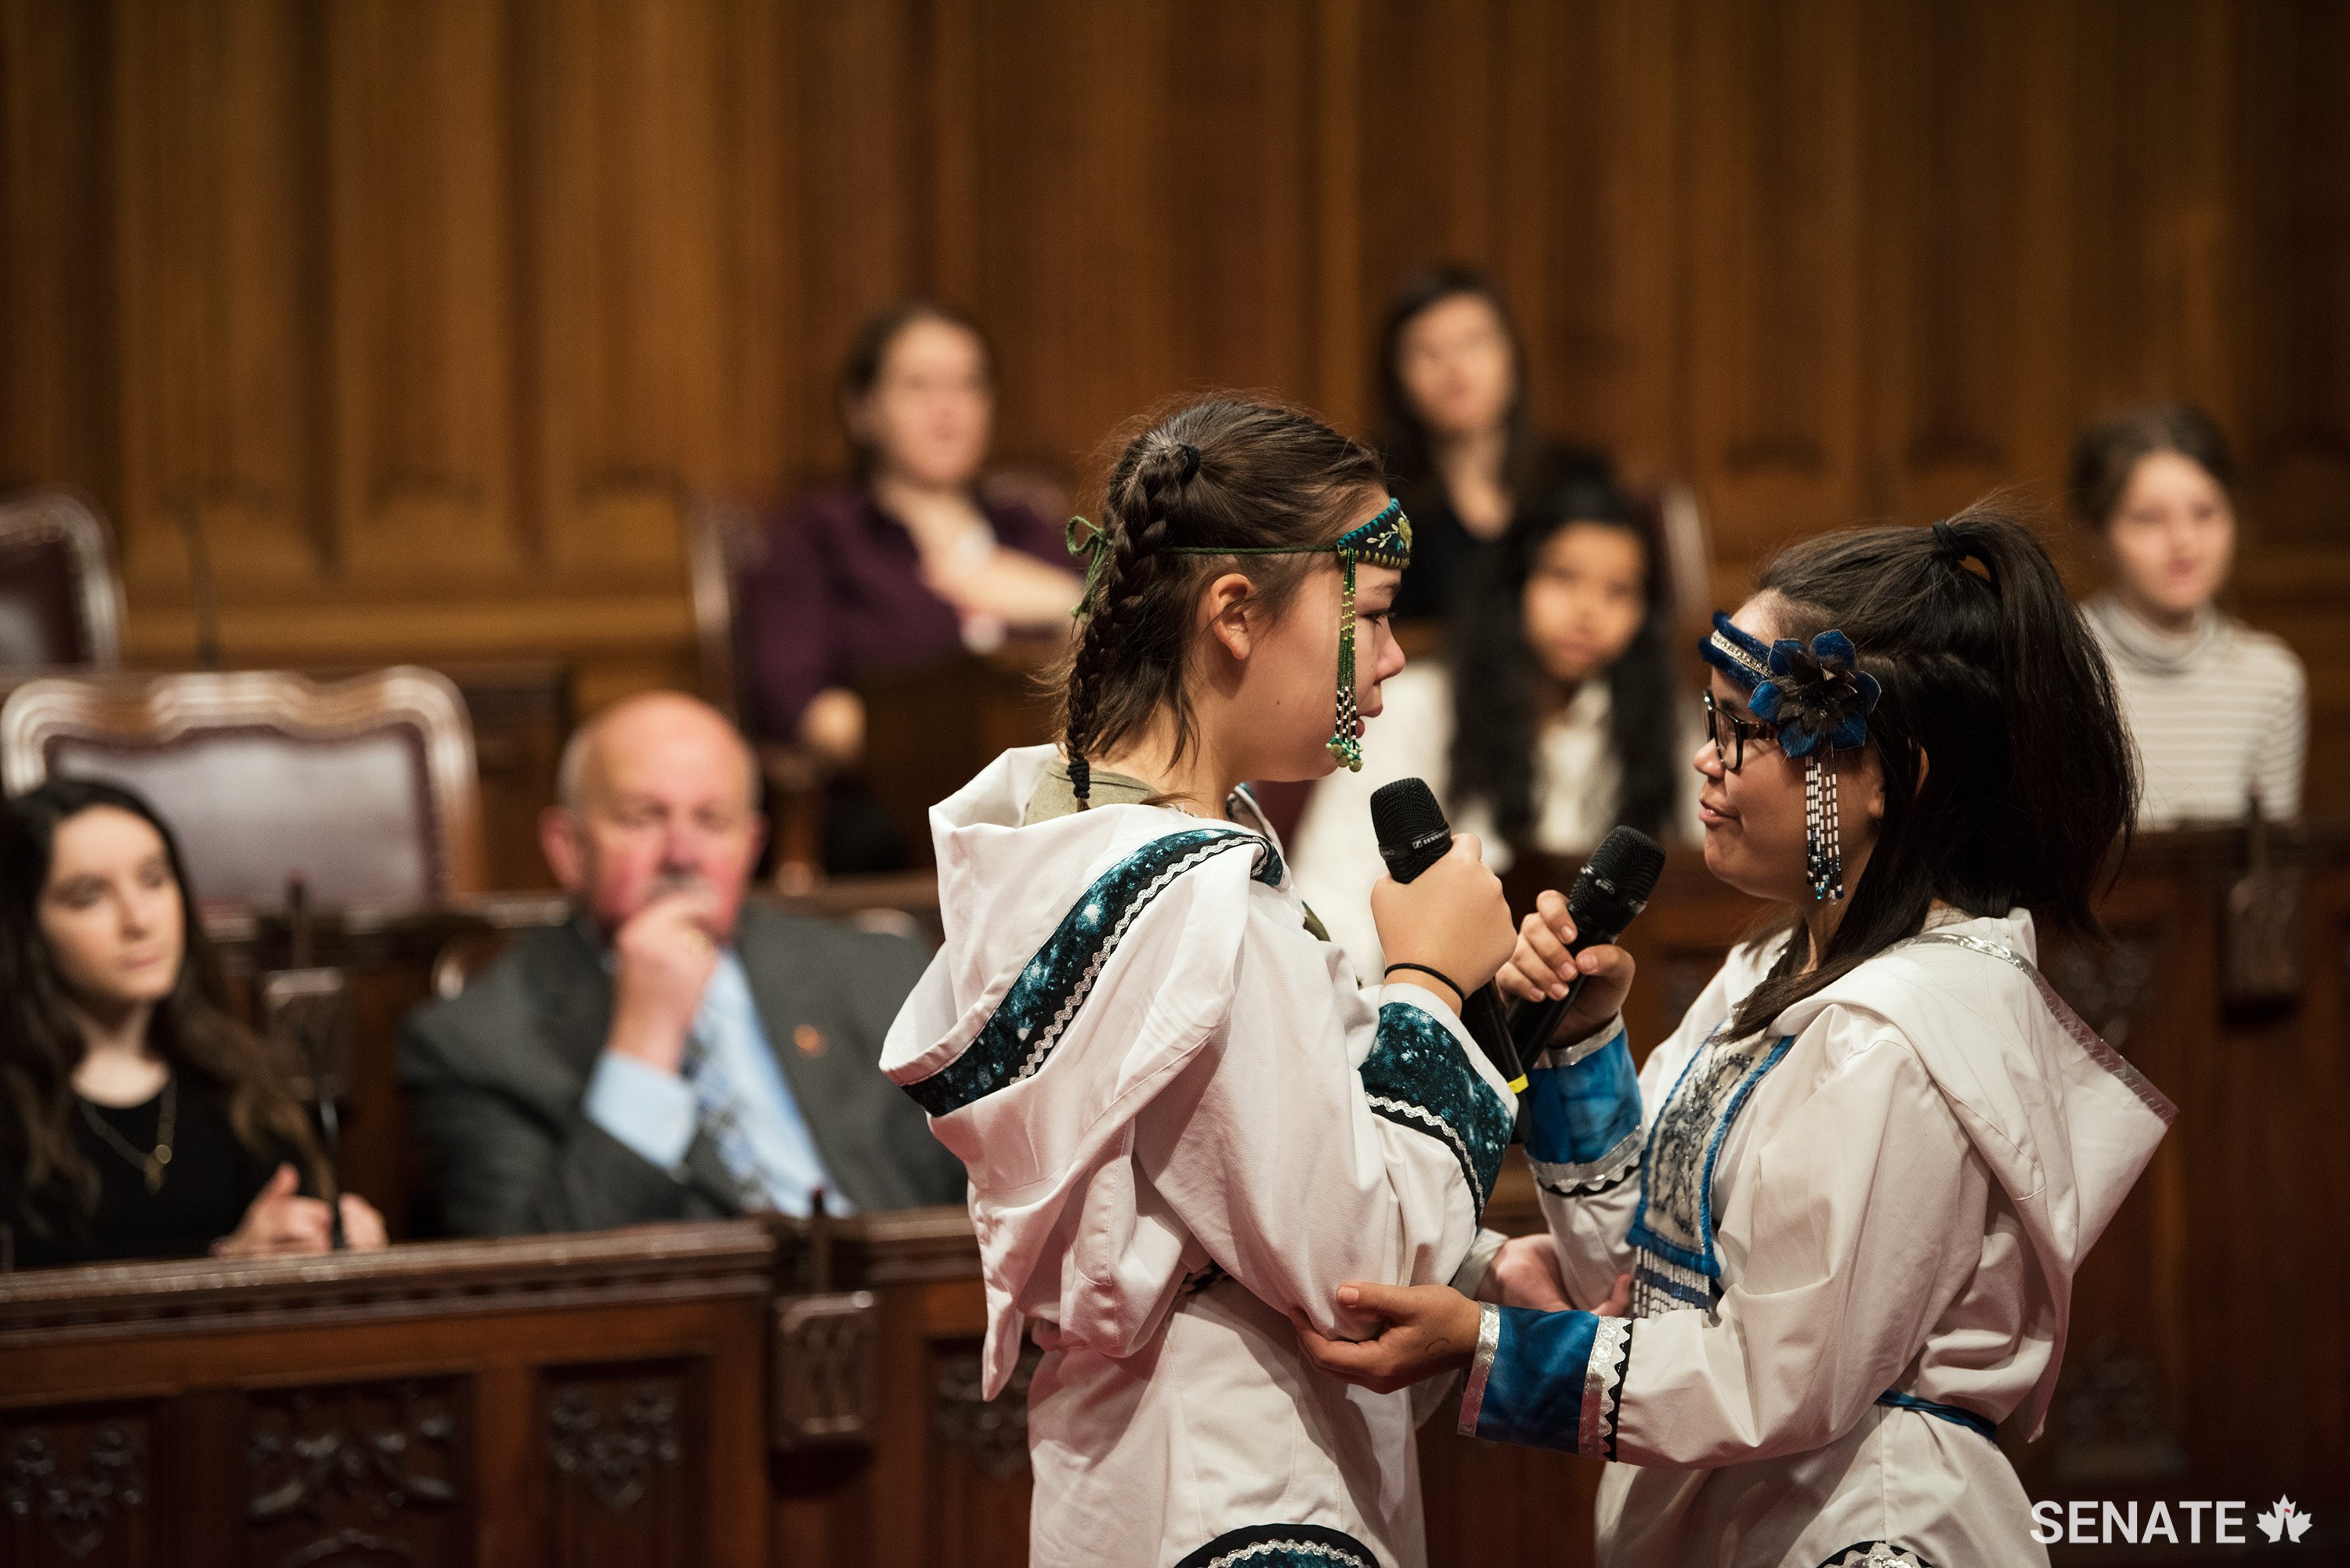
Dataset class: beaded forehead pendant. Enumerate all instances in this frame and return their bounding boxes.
[1698,610,1881,902]
[1320,498,1413,769]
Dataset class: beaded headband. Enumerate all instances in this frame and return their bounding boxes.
[1698,611,1881,901]
[1065,497,1412,774]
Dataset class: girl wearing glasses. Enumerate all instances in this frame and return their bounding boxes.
[1295,509,2172,1568]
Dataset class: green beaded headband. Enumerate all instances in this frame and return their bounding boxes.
[1065,497,1412,771]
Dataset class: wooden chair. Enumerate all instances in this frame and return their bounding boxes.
[0,667,484,908]
[0,488,123,670]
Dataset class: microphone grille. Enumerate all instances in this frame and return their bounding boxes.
[1369,777,1448,852]
[1583,826,1666,902]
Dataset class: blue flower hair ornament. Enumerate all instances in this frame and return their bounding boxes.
[1751,630,1881,758]
[1701,612,1880,757]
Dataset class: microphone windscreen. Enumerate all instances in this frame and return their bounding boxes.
[1369,777,1452,883]
[1567,826,1667,943]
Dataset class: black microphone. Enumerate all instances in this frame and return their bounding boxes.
[1506,827,1667,1060]
[1368,778,1524,1089]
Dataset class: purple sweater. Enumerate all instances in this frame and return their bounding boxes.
[740,486,1070,742]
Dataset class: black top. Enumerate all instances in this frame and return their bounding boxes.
[1388,441,1616,625]
[1,1073,304,1270]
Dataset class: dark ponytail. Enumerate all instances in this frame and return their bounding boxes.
[1725,504,2138,1039]
[1054,397,1386,804]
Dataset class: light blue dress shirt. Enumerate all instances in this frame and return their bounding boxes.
[583,948,849,1217]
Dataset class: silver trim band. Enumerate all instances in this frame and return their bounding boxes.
[1456,1302,1501,1436]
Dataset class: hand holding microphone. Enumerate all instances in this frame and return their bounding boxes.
[1501,827,1664,1056]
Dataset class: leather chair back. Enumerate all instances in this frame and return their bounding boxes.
[0,490,122,669]
[1,667,483,907]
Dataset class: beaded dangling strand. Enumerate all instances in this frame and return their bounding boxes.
[1327,551,1361,769]
[1804,754,1844,901]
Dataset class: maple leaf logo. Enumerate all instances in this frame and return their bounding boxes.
[2257,1497,2313,1544]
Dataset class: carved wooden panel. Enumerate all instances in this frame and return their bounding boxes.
[2,1407,152,1567]
[243,1378,466,1568]
[542,1364,695,1568]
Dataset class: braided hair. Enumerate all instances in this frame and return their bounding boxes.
[1054,398,1385,804]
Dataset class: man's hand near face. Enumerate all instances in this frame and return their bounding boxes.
[605,884,724,1077]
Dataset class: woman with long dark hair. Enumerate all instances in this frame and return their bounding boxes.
[1376,266,1611,623]
[1291,474,1697,975]
[1296,509,2171,1566]
[0,778,385,1268]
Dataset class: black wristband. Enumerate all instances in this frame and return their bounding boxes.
[1383,961,1466,1009]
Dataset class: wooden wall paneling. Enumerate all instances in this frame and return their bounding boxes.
[1310,0,1365,435]
[2229,0,2350,547]
[326,0,520,588]
[778,0,927,486]
[1677,0,1865,580]
[1357,0,1502,304]
[0,0,117,514]
[110,0,327,598]
[1860,0,2052,530]
[968,2,1179,485]
[1510,0,1681,486]
[2064,0,2236,427]
[526,0,730,587]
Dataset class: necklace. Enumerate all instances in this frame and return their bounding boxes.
[79,1075,176,1192]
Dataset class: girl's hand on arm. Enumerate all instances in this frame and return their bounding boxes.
[1482,1233,1571,1310]
[1369,834,1517,999]
[1495,890,1636,1047]
[1292,1281,1484,1396]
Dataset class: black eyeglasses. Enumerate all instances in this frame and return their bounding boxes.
[1704,690,1777,773]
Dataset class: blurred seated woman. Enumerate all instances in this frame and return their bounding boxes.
[1292,475,1698,975]
[0,779,385,1269]
[2073,403,2307,826]
[1378,266,1613,624]
[742,302,1082,870]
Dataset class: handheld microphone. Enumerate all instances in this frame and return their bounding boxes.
[1506,827,1666,1059]
[1368,778,1524,1090]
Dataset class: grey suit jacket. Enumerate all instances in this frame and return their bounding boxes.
[398,903,964,1236]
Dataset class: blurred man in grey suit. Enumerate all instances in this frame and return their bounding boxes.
[399,692,962,1235]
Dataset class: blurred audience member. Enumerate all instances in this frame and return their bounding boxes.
[741,302,1080,870]
[2073,403,2306,826]
[1377,266,1612,623]
[0,779,385,1269]
[1292,477,1697,975]
[400,692,962,1237]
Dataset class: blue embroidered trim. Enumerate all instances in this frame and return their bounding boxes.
[1361,1003,1513,1216]
[902,829,1270,1116]
[1523,1026,1640,1173]
[1473,1306,1631,1457]
[1625,1031,1794,1277]
[1875,1389,1998,1441]
[1174,1523,1378,1568]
